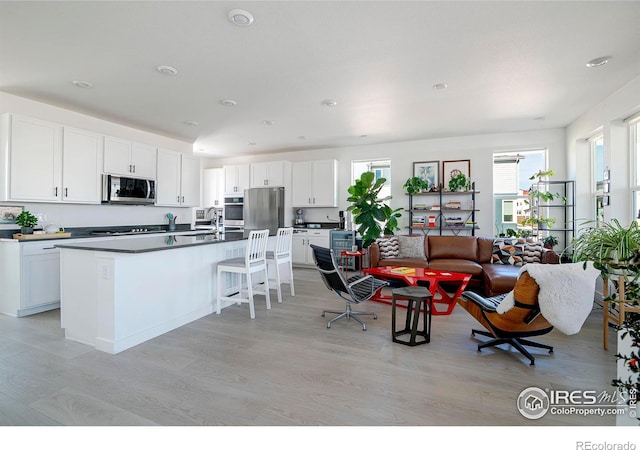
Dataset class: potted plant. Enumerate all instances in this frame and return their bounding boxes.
[402,176,429,194]
[347,171,402,248]
[448,172,469,192]
[571,219,640,276]
[542,235,558,249]
[15,210,38,234]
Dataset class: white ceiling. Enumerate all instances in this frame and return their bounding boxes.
[2,1,640,158]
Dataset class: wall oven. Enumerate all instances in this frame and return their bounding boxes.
[223,196,244,230]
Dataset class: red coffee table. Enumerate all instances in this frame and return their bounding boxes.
[363,266,471,315]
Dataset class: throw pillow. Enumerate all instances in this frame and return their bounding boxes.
[523,241,543,264]
[376,236,399,258]
[492,238,525,266]
[398,235,426,259]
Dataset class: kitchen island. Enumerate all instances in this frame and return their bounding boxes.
[56,233,250,354]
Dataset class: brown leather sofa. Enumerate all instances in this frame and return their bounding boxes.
[368,235,557,296]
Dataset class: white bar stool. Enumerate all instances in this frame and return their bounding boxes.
[266,227,295,303]
[216,229,271,319]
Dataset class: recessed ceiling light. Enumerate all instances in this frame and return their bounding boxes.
[297,136,307,140]
[220,99,237,107]
[433,83,448,90]
[534,116,545,121]
[157,65,179,75]
[261,120,274,125]
[184,120,199,126]
[586,56,611,68]
[321,99,337,107]
[72,80,93,88]
[198,148,206,152]
[360,135,368,139]
[248,142,257,146]
[228,9,254,26]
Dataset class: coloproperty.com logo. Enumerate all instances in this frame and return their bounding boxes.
[517,386,636,420]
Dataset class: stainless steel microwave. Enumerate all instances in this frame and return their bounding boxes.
[102,174,156,205]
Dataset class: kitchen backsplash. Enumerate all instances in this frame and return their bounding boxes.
[0,201,197,232]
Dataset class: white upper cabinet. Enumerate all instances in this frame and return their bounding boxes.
[7,115,62,202]
[0,115,102,204]
[203,168,224,207]
[156,148,200,207]
[104,136,157,179]
[224,164,250,195]
[292,159,337,207]
[62,127,103,203]
[180,154,201,207]
[250,161,290,187]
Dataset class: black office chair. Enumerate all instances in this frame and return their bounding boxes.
[310,245,387,330]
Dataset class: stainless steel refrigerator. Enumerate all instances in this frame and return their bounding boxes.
[243,187,285,235]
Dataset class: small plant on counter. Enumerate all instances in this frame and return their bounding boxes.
[15,210,38,234]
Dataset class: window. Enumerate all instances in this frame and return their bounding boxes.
[590,134,604,224]
[493,150,547,236]
[502,200,515,223]
[352,159,391,200]
[631,116,640,221]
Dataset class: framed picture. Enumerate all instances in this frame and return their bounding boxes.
[0,205,23,224]
[603,168,610,181]
[603,182,610,193]
[603,195,610,206]
[413,161,439,189]
[442,160,471,189]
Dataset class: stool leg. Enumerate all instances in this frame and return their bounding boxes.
[391,295,397,338]
[404,299,414,331]
[409,301,421,345]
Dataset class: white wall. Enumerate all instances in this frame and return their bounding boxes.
[204,128,567,236]
[566,74,640,228]
[0,93,199,231]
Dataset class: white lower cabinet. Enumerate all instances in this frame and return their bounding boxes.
[0,240,63,317]
[292,230,330,266]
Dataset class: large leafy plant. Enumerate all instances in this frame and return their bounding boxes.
[571,219,640,276]
[347,171,402,248]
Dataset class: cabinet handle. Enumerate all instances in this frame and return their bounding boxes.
[313,197,316,204]
[129,164,132,172]
[308,197,311,204]
[182,196,185,203]
[133,165,136,173]
[42,246,56,250]
[177,196,180,202]
[54,187,58,197]
[64,187,68,197]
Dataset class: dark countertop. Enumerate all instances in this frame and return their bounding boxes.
[0,223,193,241]
[55,232,247,254]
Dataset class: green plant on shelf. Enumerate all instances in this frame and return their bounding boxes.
[402,176,430,195]
[543,235,559,249]
[448,173,469,192]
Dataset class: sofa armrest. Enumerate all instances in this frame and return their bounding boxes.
[368,243,381,267]
[540,248,560,264]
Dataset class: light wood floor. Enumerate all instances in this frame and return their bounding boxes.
[0,268,619,426]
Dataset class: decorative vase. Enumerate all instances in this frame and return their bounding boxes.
[20,226,33,234]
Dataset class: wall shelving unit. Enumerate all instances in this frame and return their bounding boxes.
[407,182,479,236]
[529,180,575,252]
